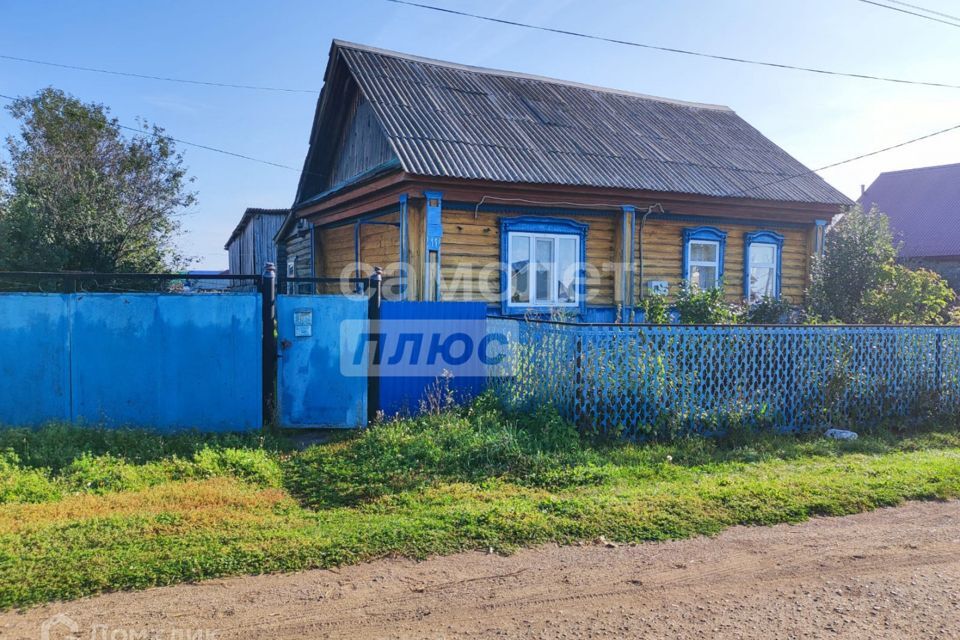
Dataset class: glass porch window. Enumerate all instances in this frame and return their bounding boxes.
[507,232,579,307]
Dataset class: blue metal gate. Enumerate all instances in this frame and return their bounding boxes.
[377,301,489,417]
[276,294,368,428]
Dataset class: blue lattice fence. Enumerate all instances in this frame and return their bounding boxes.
[489,320,960,437]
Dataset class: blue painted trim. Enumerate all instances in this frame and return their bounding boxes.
[501,216,589,236]
[682,226,727,288]
[499,216,589,315]
[743,230,785,300]
[424,191,444,300]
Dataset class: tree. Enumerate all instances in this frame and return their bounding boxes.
[807,205,897,323]
[0,88,195,272]
[807,204,954,324]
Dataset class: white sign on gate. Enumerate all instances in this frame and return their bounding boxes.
[293,309,313,337]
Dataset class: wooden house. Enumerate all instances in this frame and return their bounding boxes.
[225,208,288,281]
[275,41,851,319]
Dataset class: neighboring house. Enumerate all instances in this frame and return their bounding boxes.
[276,40,850,318]
[858,162,960,290]
[225,208,288,283]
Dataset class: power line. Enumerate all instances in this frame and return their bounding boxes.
[886,0,960,22]
[3,92,958,203]
[726,121,960,197]
[0,92,301,172]
[0,53,319,94]
[385,0,960,90]
[854,0,960,27]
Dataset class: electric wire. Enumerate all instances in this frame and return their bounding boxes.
[385,0,960,90]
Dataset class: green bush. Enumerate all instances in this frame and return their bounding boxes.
[742,296,793,324]
[639,293,670,324]
[674,281,738,324]
[860,265,954,324]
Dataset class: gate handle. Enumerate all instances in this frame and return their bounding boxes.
[280,339,292,350]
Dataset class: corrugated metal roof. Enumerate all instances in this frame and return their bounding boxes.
[858,163,960,258]
[333,41,850,206]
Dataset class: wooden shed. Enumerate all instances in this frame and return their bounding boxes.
[276,41,851,319]
[225,208,288,281]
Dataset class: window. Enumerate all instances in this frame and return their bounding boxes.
[683,227,727,290]
[501,217,586,313]
[286,256,297,294]
[508,232,579,306]
[744,230,784,302]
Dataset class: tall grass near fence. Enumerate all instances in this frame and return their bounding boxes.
[490,319,960,438]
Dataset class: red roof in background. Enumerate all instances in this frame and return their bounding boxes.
[858,162,960,258]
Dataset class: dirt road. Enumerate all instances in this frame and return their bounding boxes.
[5,500,960,639]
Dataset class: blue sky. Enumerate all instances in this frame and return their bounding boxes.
[2,0,958,269]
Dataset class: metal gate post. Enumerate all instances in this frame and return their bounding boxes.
[367,266,383,424]
[261,263,277,426]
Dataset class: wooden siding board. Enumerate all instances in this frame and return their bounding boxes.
[636,219,811,304]
[327,94,396,190]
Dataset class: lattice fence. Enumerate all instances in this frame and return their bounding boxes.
[489,319,960,437]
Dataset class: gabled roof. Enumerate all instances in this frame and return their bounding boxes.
[224,207,289,249]
[297,40,850,207]
[858,162,960,258]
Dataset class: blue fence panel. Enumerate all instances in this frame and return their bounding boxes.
[70,294,262,431]
[0,294,72,425]
[277,294,368,428]
[0,293,262,431]
[490,321,960,437]
[378,301,489,417]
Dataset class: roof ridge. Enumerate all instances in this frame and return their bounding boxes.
[877,161,960,177]
[332,39,733,112]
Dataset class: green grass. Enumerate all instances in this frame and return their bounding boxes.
[1,399,959,610]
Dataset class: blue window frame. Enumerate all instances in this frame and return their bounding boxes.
[744,230,784,301]
[500,217,587,315]
[682,226,727,290]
